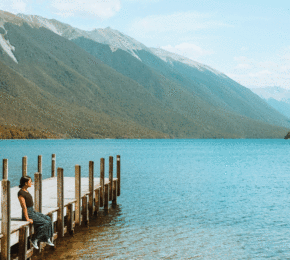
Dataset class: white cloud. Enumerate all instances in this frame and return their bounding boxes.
[234,60,280,72]
[226,72,275,88]
[11,0,27,13]
[228,51,290,88]
[249,70,273,77]
[284,53,290,60]
[240,46,248,51]
[122,0,159,2]
[234,56,254,63]
[131,11,230,35]
[281,64,290,72]
[235,63,252,70]
[234,56,254,70]
[0,0,120,19]
[281,47,290,61]
[161,43,214,60]
[258,61,277,68]
[0,0,29,14]
[51,0,121,19]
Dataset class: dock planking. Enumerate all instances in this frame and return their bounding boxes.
[0,155,120,260]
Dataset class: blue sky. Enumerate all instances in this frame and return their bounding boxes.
[1,0,289,89]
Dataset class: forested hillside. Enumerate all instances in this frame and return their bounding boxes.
[0,11,289,139]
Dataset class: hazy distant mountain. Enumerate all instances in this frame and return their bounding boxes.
[250,87,290,102]
[250,87,290,119]
[0,10,289,138]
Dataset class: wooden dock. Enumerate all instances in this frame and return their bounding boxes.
[0,154,121,260]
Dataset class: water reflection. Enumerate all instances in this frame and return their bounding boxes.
[39,204,124,259]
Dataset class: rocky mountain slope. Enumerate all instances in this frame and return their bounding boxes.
[0,10,289,139]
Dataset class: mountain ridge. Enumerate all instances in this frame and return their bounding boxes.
[0,10,289,139]
[250,87,290,119]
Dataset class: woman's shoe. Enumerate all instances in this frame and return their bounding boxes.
[46,238,55,247]
[30,239,39,249]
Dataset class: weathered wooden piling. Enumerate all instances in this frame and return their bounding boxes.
[75,165,81,226]
[89,161,94,216]
[94,188,100,215]
[117,155,121,196]
[82,196,88,226]
[100,158,105,207]
[1,179,11,260]
[18,226,28,260]
[104,184,109,210]
[34,172,42,213]
[3,159,8,180]
[38,155,42,173]
[57,168,64,238]
[22,156,27,177]
[109,156,113,201]
[51,154,56,177]
[112,180,117,205]
[67,203,74,235]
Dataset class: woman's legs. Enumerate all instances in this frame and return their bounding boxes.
[28,209,54,242]
[38,213,54,239]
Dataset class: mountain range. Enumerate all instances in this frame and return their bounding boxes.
[0,10,289,139]
[250,87,290,119]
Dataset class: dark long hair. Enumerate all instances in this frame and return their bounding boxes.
[19,176,31,188]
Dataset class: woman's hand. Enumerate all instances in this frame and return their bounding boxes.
[28,219,33,224]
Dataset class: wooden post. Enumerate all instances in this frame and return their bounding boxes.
[47,212,54,235]
[67,204,74,235]
[2,158,8,180]
[57,168,64,238]
[89,161,94,216]
[38,155,42,173]
[47,212,56,245]
[112,180,117,205]
[19,225,28,260]
[94,188,100,215]
[104,184,109,210]
[100,158,105,207]
[75,165,81,226]
[82,196,88,226]
[1,179,11,260]
[22,156,27,177]
[109,156,113,201]
[51,154,56,177]
[117,155,121,196]
[34,172,42,213]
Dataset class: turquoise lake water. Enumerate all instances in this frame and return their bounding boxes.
[1,139,290,259]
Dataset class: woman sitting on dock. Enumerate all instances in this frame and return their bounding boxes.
[18,176,54,249]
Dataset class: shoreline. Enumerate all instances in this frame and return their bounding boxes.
[28,205,120,260]
[0,137,289,141]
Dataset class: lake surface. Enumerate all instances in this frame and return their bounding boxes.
[1,139,290,259]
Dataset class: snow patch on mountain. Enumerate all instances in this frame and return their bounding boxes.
[17,14,61,35]
[151,47,226,78]
[14,13,229,75]
[33,16,60,35]
[16,14,145,60]
[88,27,147,51]
[87,27,146,60]
[0,26,18,63]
